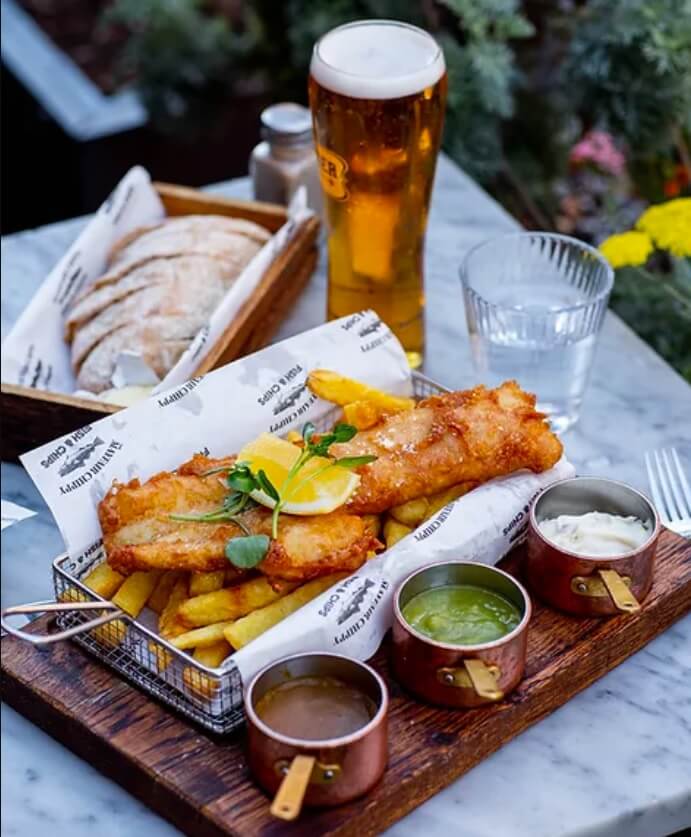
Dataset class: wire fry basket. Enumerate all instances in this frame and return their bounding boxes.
[51,550,245,733]
[3,372,448,735]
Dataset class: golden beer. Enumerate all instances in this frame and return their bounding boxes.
[309,20,446,367]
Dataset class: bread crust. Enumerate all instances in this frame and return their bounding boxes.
[66,215,271,392]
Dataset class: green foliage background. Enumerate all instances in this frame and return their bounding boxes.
[105,0,691,381]
[611,257,691,382]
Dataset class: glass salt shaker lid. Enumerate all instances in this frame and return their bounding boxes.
[260,103,313,146]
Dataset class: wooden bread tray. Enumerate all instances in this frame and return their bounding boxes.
[1,183,320,461]
[2,530,689,837]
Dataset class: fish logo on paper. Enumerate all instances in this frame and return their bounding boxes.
[58,437,105,477]
[336,311,393,354]
[258,365,319,433]
[272,381,308,415]
[336,579,375,625]
[358,318,383,338]
[42,429,126,495]
[332,577,390,646]
[57,437,124,495]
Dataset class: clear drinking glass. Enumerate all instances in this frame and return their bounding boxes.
[461,232,614,433]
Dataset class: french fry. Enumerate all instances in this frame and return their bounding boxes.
[224,574,346,650]
[307,369,415,412]
[159,576,190,638]
[189,570,226,597]
[95,570,161,648]
[270,577,300,596]
[182,640,231,699]
[390,497,430,527]
[58,587,89,604]
[82,563,125,599]
[151,576,190,668]
[151,645,173,672]
[424,481,477,520]
[148,571,182,614]
[170,621,235,651]
[193,640,231,668]
[384,517,413,548]
[92,618,128,648]
[178,577,297,627]
[285,430,302,444]
[182,668,217,699]
[111,570,161,617]
[342,400,385,431]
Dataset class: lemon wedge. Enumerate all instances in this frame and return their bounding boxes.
[236,433,360,515]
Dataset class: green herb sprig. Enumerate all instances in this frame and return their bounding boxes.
[170,423,376,570]
[169,462,258,531]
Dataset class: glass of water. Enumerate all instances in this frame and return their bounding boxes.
[461,232,614,433]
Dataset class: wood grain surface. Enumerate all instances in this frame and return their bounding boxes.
[2,530,690,837]
[1,184,319,462]
[0,382,119,461]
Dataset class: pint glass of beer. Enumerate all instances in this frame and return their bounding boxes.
[309,20,446,368]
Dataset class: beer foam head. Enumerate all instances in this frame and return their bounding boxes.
[311,20,445,100]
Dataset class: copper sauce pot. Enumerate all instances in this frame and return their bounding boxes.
[526,476,659,616]
[245,652,388,820]
[391,562,531,708]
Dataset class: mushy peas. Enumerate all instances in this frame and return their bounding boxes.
[255,676,376,740]
[402,584,521,646]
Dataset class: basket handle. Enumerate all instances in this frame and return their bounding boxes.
[0,599,122,646]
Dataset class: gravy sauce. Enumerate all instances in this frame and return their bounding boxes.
[255,675,376,740]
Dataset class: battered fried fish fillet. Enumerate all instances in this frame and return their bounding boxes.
[99,380,560,581]
[99,462,381,581]
[336,380,563,514]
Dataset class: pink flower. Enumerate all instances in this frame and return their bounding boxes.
[569,131,626,177]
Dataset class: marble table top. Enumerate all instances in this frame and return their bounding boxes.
[2,155,690,837]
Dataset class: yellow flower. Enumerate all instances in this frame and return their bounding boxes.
[599,231,653,269]
[636,197,691,258]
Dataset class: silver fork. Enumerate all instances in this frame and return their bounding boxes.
[644,448,691,537]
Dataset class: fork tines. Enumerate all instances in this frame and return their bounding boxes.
[645,448,691,537]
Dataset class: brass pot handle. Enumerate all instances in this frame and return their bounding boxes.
[464,659,504,700]
[437,659,503,701]
[0,600,122,645]
[598,569,641,613]
[271,755,316,821]
[571,570,640,613]
[271,756,341,820]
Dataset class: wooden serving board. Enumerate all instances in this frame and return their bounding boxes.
[3,530,690,837]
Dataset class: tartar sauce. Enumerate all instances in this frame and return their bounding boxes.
[539,511,650,556]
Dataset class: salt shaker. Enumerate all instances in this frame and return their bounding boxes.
[250,103,322,214]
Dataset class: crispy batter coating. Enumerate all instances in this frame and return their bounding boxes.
[336,380,563,514]
[99,465,381,580]
[99,380,561,581]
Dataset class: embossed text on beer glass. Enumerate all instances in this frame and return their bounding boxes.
[461,233,614,433]
[309,20,447,368]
